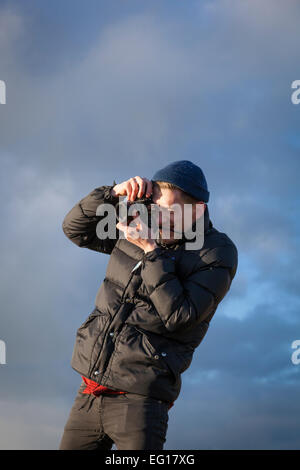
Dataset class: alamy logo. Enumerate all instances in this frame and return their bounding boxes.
[291,80,300,105]
[0,80,6,104]
[95,198,205,250]
[0,340,6,364]
[291,340,300,365]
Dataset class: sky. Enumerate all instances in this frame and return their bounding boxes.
[0,0,299,450]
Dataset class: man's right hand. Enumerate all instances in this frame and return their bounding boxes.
[111,176,153,202]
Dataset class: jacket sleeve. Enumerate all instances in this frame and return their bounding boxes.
[140,244,237,333]
[62,181,120,254]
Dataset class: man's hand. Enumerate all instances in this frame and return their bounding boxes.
[116,216,158,253]
[112,175,157,252]
[111,176,152,202]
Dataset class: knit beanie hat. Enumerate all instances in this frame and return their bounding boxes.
[152,160,210,202]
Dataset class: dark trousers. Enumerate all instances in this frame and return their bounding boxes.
[59,380,170,450]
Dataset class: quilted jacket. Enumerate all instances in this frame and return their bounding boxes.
[62,182,238,404]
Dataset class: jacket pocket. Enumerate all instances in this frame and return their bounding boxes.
[132,326,157,357]
[132,326,187,384]
[71,308,110,376]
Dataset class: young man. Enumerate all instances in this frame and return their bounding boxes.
[59,160,238,450]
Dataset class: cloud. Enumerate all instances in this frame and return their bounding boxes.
[0,5,24,56]
[0,0,299,449]
[0,399,66,450]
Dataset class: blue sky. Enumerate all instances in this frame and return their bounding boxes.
[0,0,299,449]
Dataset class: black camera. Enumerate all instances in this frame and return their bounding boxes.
[116,193,155,228]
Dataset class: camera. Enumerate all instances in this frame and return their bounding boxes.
[115,193,155,228]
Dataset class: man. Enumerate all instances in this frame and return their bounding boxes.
[59,160,238,450]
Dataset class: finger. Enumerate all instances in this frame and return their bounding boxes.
[116,221,127,232]
[131,218,147,238]
[135,176,146,198]
[127,225,140,240]
[118,222,133,240]
[125,180,133,201]
[129,177,139,201]
[145,179,153,197]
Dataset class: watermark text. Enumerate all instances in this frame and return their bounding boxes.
[0,340,6,364]
[0,80,6,104]
[291,340,300,365]
[291,80,300,104]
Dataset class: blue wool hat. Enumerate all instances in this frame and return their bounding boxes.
[152,160,209,202]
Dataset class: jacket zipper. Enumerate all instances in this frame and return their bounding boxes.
[89,264,140,378]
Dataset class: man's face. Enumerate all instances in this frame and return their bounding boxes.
[151,186,206,244]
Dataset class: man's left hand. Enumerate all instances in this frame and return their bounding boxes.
[116,216,158,253]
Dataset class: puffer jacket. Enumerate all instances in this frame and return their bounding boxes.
[62,182,238,405]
